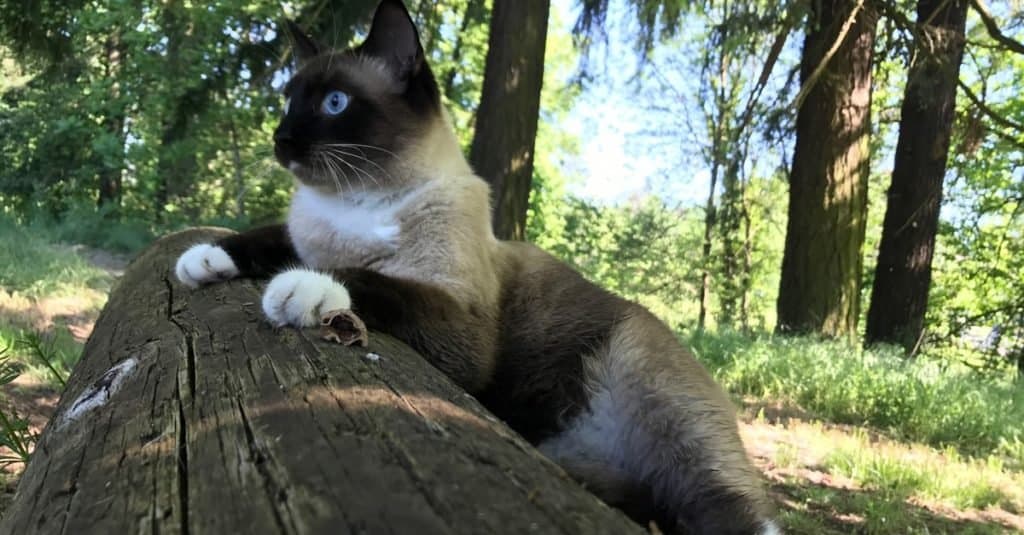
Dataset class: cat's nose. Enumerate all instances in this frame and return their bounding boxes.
[273,129,301,166]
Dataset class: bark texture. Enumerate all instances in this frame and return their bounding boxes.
[777,0,878,337]
[865,0,969,352]
[469,0,550,241]
[1,229,642,535]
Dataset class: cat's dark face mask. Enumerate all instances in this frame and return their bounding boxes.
[273,0,441,192]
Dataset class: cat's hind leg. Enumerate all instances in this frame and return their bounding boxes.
[538,310,777,535]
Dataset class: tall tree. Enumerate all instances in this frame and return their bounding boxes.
[777,0,878,337]
[865,0,969,352]
[97,30,125,211]
[469,0,550,240]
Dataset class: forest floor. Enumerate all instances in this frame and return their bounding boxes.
[0,234,1021,533]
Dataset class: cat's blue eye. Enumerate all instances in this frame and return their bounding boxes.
[321,91,349,116]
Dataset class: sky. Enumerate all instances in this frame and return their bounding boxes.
[548,0,700,205]
[549,0,767,208]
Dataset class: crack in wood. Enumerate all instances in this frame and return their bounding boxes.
[175,373,191,535]
[235,399,297,534]
[56,424,95,535]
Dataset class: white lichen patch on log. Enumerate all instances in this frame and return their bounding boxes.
[59,357,138,426]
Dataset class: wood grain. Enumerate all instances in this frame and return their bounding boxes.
[1,229,643,535]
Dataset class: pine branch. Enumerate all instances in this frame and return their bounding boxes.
[957,80,1024,134]
[970,0,1024,55]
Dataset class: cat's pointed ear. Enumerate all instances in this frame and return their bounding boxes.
[359,0,424,82]
[284,20,323,66]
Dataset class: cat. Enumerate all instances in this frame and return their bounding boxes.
[174,1,778,533]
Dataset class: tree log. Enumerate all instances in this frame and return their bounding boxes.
[1,229,642,535]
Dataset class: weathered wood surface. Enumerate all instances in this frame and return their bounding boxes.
[2,229,643,535]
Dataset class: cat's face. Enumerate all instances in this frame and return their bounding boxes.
[274,0,441,192]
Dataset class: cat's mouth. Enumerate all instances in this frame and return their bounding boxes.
[284,160,322,185]
[284,157,356,193]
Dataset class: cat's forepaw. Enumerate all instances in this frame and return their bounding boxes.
[262,269,351,328]
[175,244,239,288]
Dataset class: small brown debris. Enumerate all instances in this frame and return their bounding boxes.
[320,309,369,347]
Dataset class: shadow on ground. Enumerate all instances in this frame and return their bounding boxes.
[770,475,1019,534]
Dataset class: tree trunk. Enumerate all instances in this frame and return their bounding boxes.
[719,161,745,327]
[865,0,968,352]
[776,0,877,338]
[97,31,125,212]
[154,0,200,219]
[698,161,719,331]
[1,229,643,535]
[469,0,551,241]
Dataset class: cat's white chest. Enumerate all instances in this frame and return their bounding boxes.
[288,186,408,269]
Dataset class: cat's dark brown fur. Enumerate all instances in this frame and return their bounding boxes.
[174,2,778,533]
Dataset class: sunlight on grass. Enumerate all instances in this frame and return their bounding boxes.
[748,417,1024,534]
[691,330,1024,465]
[0,216,113,299]
[825,430,1022,513]
[0,215,111,387]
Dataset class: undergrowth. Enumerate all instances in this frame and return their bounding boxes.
[689,330,1024,465]
[0,215,111,298]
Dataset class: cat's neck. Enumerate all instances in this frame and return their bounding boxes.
[403,112,473,180]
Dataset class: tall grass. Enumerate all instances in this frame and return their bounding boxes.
[689,330,1024,463]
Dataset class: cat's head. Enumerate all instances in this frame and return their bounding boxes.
[274,0,451,192]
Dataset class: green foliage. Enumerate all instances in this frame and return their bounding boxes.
[0,343,37,469]
[689,330,1024,464]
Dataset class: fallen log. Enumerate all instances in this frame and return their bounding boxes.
[2,229,643,535]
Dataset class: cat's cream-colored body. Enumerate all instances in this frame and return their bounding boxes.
[176,3,778,532]
[285,110,777,533]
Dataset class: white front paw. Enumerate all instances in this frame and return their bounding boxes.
[175,244,239,288]
[262,269,351,328]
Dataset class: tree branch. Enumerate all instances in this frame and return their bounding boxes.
[970,0,1024,55]
[957,79,1024,134]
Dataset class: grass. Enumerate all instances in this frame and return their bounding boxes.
[0,215,112,385]
[0,215,113,299]
[740,410,1024,533]
[690,330,1024,465]
[824,431,1021,512]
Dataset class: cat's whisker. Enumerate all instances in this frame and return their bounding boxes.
[338,153,381,188]
[319,152,348,194]
[330,148,392,183]
[316,146,379,187]
[326,149,375,190]
[330,152,357,193]
[319,146,386,187]
[318,145,393,185]
[321,143,406,165]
